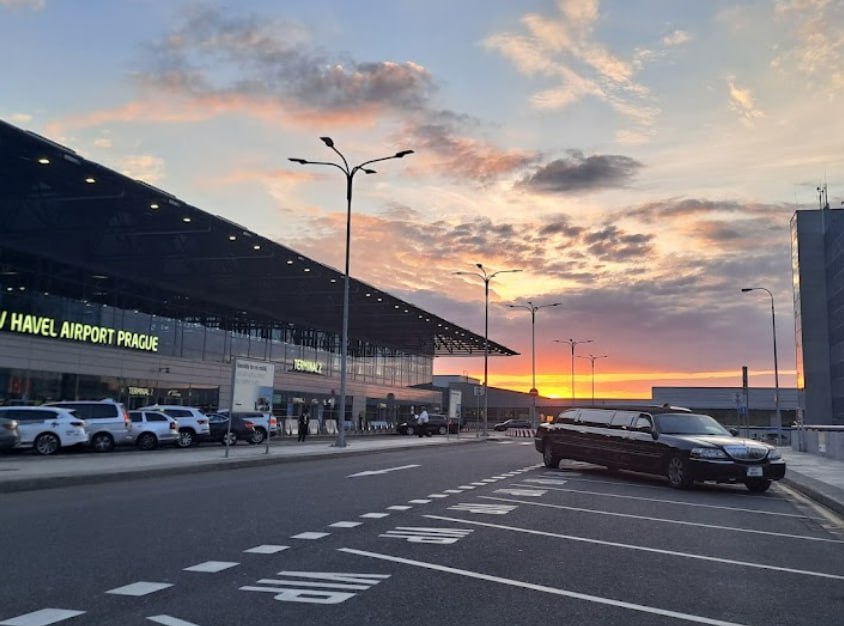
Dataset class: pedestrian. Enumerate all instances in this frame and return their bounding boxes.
[417,407,429,437]
[298,410,310,442]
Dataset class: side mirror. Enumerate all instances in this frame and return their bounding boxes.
[650,430,659,441]
[729,428,739,437]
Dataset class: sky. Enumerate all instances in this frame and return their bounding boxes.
[2,0,843,399]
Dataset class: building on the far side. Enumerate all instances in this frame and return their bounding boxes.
[790,204,844,424]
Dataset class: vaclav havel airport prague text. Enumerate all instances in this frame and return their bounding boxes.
[0,310,159,352]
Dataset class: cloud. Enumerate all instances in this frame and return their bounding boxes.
[662,30,692,46]
[727,77,765,125]
[517,150,643,194]
[9,112,32,123]
[117,154,165,184]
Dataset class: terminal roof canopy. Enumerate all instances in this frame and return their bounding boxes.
[0,120,517,358]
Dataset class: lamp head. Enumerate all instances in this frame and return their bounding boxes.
[741,288,753,293]
[475,263,483,269]
[362,168,377,174]
[320,136,335,148]
[395,149,414,158]
[289,158,308,164]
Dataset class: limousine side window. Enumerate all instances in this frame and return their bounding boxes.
[555,410,579,424]
[610,411,638,429]
[578,409,612,427]
[634,416,653,432]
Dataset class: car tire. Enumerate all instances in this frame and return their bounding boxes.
[666,454,693,489]
[250,428,266,445]
[407,426,415,436]
[745,478,772,493]
[438,426,447,435]
[542,443,560,469]
[34,432,60,456]
[177,429,195,448]
[222,432,237,447]
[136,432,157,451]
[90,432,115,453]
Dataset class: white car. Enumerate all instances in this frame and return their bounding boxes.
[128,410,180,450]
[137,405,211,447]
[216,410,277,443]
[0,406,88,455]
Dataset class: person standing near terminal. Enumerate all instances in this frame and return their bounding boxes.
[298,410,310,442]
[417,407,430,437]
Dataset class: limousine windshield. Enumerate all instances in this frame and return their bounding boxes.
[655,413,730,436]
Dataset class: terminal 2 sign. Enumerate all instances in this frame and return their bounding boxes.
[0,310,160,352]
[292,359,323,375]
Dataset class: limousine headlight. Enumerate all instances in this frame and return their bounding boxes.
[767,448,782,461]
[690,447,729,460]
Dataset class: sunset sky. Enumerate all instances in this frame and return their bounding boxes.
[3,0,843,399]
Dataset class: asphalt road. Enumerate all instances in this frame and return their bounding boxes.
[2,439,843,626]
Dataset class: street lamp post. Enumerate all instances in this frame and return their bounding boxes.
[454,264,522,436]
[554,338,593,406]
[577,354,608,405]
[741,287,782,443]
[506,301,561,427]
[290,138,413,448]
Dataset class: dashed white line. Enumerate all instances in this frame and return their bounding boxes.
[183,561,239,573]
[387,505,412,511]
[427,494,449,498]
[244,545,289,554]
[470,482,486,486]
[291,532,330,540]
[107,582,173,597]
[408,499,432,504]
[330,521,363,528]
[147,616,203,626]
[360,513,390,519]
[443,490,462,494]
[339,547,746,626]
[458,485,475,490]
[0,609,85,626]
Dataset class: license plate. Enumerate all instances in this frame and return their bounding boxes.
[746,466,763,477]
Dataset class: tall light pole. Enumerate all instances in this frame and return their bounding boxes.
[741,287,782,443]
[554,338,593,406]
[454,264,522,436]
[506,301,561,427]
[290,138,413,448]
[577,354,607,405]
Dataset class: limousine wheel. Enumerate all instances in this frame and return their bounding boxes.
[666,454,692,489]
[542,445,560,469]
[407,426,415,436]
[745,478,771,493]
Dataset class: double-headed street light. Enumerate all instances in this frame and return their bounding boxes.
[506,301,561,427]
[290,137,413,448]
[454,264,522,436]
[741,286,782,443]
[577,354,608,405]
[554,338,593,406]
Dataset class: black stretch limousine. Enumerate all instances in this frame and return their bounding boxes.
[534,406,786,492]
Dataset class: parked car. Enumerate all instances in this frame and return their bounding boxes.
[0,415,21,452]
[0,406,88,455]
[396,414,458,436]
[216,409,275,443]
[127,410,179,450]
[535,406,786,492]
[206,413,256,446]
[44,399,132,452]
[493,419,532,431]
[137,405,211,448]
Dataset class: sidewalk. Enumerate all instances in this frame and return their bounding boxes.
[0,433,483,493]
[1,439,843,519]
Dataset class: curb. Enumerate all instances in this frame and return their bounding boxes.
[0,437,486,494]
[781,472,844,518]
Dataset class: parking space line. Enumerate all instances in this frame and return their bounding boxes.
[479,496,844,544]
[106,582,173,596]
[291,532,330,540]
[408,499,432,504]
[330,521,363,528]
[514,484,823,519]
[338,548,746,625]
[244,545,289,554]
[423,515,844,580]
[0,609,85,626]
[183,561,239,573]
[387,505,412,511]
[360,513,390,519]
[427,494,450,498]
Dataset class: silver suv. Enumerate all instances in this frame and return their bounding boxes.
[137,404,210,448]
[45,400,132,452]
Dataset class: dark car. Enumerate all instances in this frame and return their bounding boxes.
[535,407,786,492]
[396,414,458,436]
[0,416,21,452]
[206,413,256,446]
[493,419,532,431]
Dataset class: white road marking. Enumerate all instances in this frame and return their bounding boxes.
[480,496,844,544]
[244,545,289,554]
[427,494,449,498]
[492,475,509,479]
[424,515,844,581]
[517,484,823,519]
[147,616,203,626]
[360,513,390,519]
[183,561,239,573]
[291,532,330,540]
[408,499,432,504]
[523,478,569,485]
[496,441,514,444]
[448,503,517,515]
[443,489,462,494]
[107,582,173,596]
[330,521,363,528]
[0,609,85,626]
[457,485,475,490]
[470,482,486,486]
[240,571,390,605]
[339,548,747,626]
[494,488,547,497]
[347,464,420,478]
[480,479,498,483]
[387,505,412,511]
[519,442,533,445]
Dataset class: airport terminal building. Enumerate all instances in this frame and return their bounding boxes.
[0,120,516,423]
